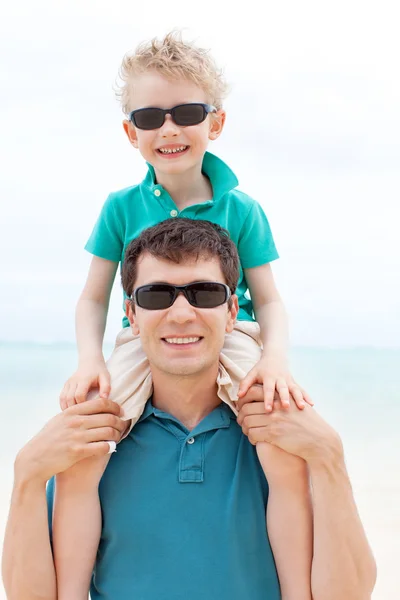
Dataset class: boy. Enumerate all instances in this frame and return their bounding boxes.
[56,32,313,599]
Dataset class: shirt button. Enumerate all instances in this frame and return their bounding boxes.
[154,189,161,197]
[170,209,178,217]
[187,437,195,445]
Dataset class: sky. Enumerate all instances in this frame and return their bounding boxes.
[0,0,399,346]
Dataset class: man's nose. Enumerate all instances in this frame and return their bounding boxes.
[166,292,196,323]
[159,114,180,137]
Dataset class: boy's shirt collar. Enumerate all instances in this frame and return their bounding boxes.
[143,151,239,203]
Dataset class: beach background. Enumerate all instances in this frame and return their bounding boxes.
[1,0,399,598]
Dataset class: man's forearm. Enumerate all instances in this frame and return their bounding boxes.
[2,476,57,600]
[309,447,376,600]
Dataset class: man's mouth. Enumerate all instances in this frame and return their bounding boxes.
[163,336,202,345]
[157,145,189,156]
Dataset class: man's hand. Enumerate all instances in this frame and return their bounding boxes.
[237,393,342,465]
[15,398,126,485]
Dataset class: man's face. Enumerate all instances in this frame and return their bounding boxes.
[126,253,238,379]
[122,71,225,177]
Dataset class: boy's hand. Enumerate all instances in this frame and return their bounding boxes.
[60,359,111,410]
[237,356,313,413]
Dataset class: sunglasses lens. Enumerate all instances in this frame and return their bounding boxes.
[133,108,164,130]
[135,285,175,309]
[173,104,206,126]
[187,283,228,308]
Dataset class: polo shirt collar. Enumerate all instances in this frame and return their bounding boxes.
[138,397,236,429]
[142,151,238,203]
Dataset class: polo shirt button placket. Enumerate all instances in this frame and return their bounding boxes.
[187,437,195,445]
[154,189,161,197]
[170,209,178,217]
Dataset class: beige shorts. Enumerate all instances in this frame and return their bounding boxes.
[105,321,262,432]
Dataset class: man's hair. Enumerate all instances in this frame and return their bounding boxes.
[121,218,239,300]
[115,30,229,115]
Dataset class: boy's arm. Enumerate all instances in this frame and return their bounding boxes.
[60,256,118,407]
[244,262,288,358]
[241,263,310,410]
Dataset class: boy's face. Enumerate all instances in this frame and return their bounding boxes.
[122,71,225,176]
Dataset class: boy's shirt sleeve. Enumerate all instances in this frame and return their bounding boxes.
[238,201,279,269]
[85,194,123,262]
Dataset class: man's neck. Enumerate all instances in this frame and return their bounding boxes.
[154,161,213,211]
[151,367,221,431]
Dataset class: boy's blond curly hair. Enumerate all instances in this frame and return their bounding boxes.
[115,31,229,115]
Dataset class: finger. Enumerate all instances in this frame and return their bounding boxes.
[66,384,79,407]
[70,397,122,417]
[237,401,266,424]
[82,413,126,433]
[263,378,276,413]
[84,426,123,444]
[237,384,264,411]
[99,372,111,399]
[301,388,314,406]
[75,383,91,404]
[276,379,290,408]
[239,414,271,435]
[237,372,257,398]
[246,426,271,446]
[60,384,70,411]
[290,385,305,409]
[81,441,119,460]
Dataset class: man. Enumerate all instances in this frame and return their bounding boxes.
[2,220,376,600]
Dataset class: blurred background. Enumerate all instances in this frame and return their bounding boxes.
[1,1,399,597]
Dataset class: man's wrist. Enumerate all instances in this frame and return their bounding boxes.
[14,450,49,490]
[306,432,345,476]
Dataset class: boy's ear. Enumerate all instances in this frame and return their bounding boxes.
[125,299,140,335]
[209,109,226,141]
[123,120,139,148]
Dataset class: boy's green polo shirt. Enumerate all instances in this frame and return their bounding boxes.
[47,400,281,600]
[85,152,279,327]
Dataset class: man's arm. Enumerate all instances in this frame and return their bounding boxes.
[2,475,56,600]
[308,439,377,600]
[237,395,377,600]
[2,398,125,600]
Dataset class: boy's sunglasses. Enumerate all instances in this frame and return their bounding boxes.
[128,103,217,131]
[131,281,231,310]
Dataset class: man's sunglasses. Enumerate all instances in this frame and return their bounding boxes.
[128,103,217,131]
[131,281,231,310]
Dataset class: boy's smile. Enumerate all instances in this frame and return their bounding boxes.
[122,71,225,186]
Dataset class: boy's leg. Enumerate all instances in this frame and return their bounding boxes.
[53,454,111,600]
[217,321,263,412]
[54,329,153,598]
[219,323,313,598]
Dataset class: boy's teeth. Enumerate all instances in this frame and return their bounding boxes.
[165,337,200,344]
[159,146,187,154]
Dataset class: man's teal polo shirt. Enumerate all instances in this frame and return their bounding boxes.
[85,152,279,327]
[47,400,281,599]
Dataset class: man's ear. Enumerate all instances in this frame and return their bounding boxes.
[208,109,226,141]
[226,294,239,334]
[123,120,139,148]
[125,299,140,335]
